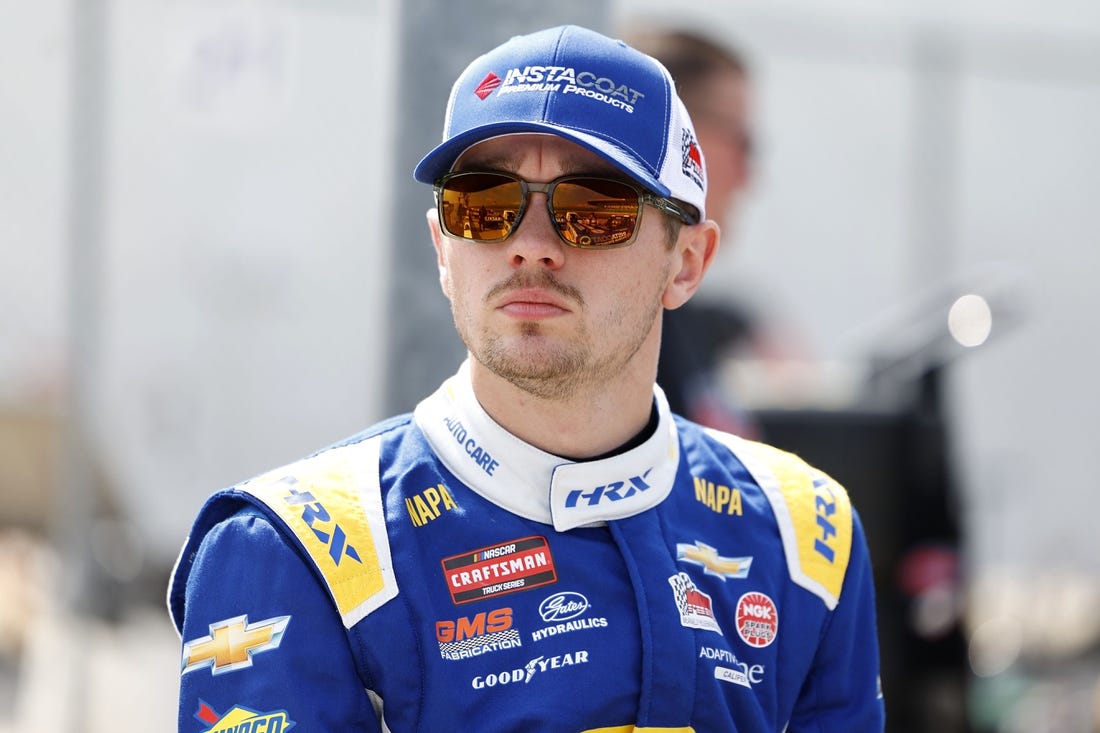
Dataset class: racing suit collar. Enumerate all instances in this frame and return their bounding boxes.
[413,360,681,531]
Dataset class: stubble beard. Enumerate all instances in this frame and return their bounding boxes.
[477,320,594,401]
[456,271,666,402]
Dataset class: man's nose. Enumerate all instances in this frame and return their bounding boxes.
[506,192,566,268]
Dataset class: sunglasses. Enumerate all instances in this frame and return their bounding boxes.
[433,171,698,249]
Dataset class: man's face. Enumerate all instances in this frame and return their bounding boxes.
[427,134,679,401]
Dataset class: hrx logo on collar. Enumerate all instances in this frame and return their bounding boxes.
[564,469,652,508]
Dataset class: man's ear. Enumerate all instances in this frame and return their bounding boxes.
[662,219,721,310]
[426,208,451,298]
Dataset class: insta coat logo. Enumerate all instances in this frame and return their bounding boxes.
[474,72,502,100]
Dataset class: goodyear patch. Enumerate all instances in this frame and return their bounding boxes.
[240,436,398,627]
[195,701,295,732]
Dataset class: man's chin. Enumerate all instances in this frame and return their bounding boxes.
[475,341,589,400]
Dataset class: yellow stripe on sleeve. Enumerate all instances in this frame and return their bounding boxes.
[241,436,398,627]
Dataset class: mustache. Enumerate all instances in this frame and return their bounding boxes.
[486,270,585,307]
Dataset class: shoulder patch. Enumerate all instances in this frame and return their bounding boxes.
[238,435,398,627]
[705,430,852,609]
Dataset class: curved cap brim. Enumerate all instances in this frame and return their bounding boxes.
[413,123,672,199]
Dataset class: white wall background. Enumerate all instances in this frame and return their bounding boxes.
[3,0,397,567]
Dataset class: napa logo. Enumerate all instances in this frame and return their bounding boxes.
[195,701,295,732]
[405,483,459,527]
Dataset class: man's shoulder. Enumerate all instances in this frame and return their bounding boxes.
[169,415,419,633]
[689,426,856,610]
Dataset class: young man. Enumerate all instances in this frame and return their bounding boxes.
[169,25,885,732]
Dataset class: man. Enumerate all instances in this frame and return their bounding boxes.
[169,25,884,732]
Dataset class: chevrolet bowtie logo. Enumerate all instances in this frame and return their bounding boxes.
[676,541,752,580]
[182,614,291,676]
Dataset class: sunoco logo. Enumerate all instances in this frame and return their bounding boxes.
[195,702,294,733]
[538,592,588,622]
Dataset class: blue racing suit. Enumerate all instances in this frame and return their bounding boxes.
[168,362,885,732]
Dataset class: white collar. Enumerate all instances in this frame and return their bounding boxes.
[413,361,680,531]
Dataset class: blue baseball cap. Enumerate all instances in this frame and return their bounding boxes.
[414,25,707,221]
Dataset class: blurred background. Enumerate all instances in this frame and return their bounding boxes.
[1,0,1098,730]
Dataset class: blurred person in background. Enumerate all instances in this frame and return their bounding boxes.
[168,25,884,732]
[626,27,806,436]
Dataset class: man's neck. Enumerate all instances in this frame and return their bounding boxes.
[468,358,658,459]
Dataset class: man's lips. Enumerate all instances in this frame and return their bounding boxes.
[497,289,571,319]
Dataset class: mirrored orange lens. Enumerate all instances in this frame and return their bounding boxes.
[552,179,639,247]
[438,173,522,242]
